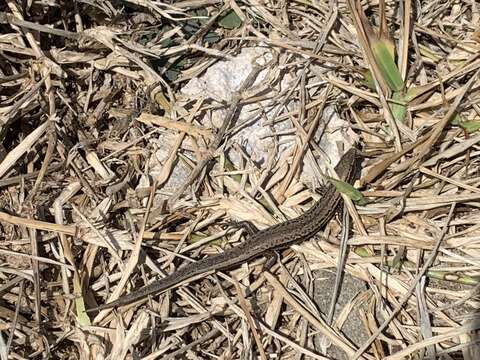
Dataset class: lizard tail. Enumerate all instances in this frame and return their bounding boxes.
[87,246,250,313]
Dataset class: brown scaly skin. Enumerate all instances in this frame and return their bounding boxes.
[89,148,362,312]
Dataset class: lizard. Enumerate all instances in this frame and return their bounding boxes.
[88,147,362,312]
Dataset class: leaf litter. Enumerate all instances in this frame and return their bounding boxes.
[0,0,479,359]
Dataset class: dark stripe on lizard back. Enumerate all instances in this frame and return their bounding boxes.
[89,148,362,312]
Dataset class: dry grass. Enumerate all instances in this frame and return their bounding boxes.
[1,0,480,359]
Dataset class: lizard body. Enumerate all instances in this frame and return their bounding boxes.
[90,148,361,312]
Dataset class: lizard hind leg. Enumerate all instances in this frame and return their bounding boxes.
[262,250,279,272]
[223,220,259,236]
